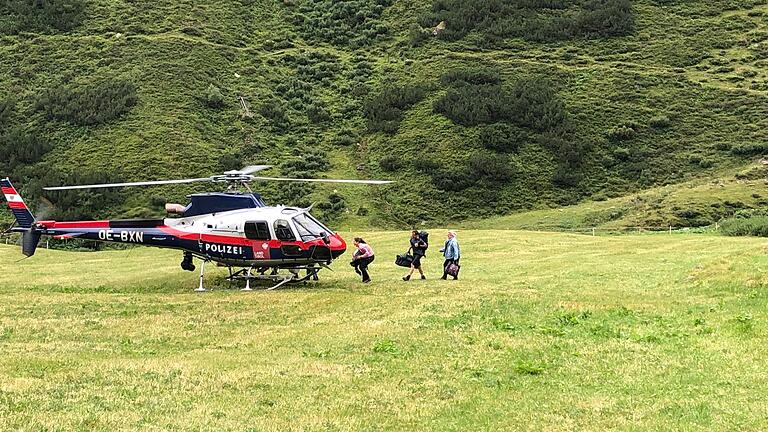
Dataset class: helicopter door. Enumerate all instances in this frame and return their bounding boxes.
[274,219,301,257]
[244,221,271,240]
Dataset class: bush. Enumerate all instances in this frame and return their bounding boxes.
[0,96,14,129]
[259,100,289,130]
[441,66,502,86]
[418,0,633,44]
[606,125,636,142]
[0,127,53,172]
[364,84,426,133]
[0,0,85,34]
[288,0,393,46]
[434,84,511,126]
[479,123,528,153]
[408,23,431,46]
[649,115,671,128]
[37,79,138,126]
[721,216,768,237]
[573,0,634,38]
[467,153,514,182]
[36,171,125,221]
[435,71,566,131]
[316,193,347,220]
[731,142,768,156]
[508,77,567,131]
[204,84,224,108]
[379,155,402,172]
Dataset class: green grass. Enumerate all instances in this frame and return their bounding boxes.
[1,230,768,430]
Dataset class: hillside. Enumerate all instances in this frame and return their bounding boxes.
[1,0,768,227]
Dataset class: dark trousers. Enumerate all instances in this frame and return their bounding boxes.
[354,256,375,281]
[442,258,460,279]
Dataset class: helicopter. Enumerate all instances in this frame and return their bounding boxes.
[1,165,392,291]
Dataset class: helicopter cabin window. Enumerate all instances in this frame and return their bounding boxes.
[274,219,296,241]
[244,221,270,240]
[292,213,333,240]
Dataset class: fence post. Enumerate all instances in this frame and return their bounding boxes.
[669,225,672,234]
[715,222,719,231]
[592,227,595,236]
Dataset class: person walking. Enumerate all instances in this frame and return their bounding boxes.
[403,230,428,281]
[440,231,460,280]
[351,237,375,283]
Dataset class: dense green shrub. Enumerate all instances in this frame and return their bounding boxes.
[606,125,636,142]
[721,216,768,237]
[364,84,426,134]
[508,77,567,131]
[479,123,528,153]
[468,153,514,182]
[0,96,14,129]
[409,23,431,46]
[379,155,402,172]
[434,84,511,126]
[731,142,768,156]
[35,171,125,221]
[441,66,502,86]
[435,72,566,131]
[419,0,633,44]
[649,115,671,128]
[37,80,138,126]
[0,127,53,172]
[204,84,224,108]
[317,193,347,220]
[0,0,85,34]
[288,0,393,46]
[573,0,633,38]
[259,100,289,131]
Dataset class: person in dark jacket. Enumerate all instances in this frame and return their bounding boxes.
[403,230,427,281]
[351,237,375,283]
[440,230,461,280]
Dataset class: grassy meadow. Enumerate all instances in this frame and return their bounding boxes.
[1,230,768,430]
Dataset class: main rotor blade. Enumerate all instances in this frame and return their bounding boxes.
[43,177,213,191]
[252,176,393,185]
[230,165,273,175]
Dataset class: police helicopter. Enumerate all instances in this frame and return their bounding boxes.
[1,165,392,291]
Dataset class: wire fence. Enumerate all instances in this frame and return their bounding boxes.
[519,223,720,236]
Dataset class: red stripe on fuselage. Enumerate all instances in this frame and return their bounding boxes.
[8,201,27,209]
[158,226,261,246]
[45,221,110,229]
[2,187,17,195]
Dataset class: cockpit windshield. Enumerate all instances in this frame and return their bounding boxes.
[292,212,333,240]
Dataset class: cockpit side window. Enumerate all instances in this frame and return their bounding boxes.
[274,219,296,241]
[245,221,271,240]
[292,213,333,240]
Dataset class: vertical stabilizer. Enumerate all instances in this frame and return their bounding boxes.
[1,178,35,228]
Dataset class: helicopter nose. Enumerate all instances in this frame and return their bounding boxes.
[329,232,347,258]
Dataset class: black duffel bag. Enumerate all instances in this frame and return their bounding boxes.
[395,253,414,268]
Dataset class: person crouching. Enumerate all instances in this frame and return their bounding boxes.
[352,237,375,283]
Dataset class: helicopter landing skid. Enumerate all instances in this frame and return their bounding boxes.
[227,266,320,291]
